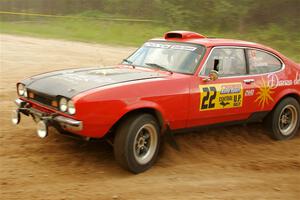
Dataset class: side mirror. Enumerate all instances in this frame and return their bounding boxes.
[203,70,219,82]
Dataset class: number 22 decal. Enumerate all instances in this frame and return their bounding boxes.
[201,86,217,110]
[199,83,244,111]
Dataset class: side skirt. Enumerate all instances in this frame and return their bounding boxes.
[171,111,269,134]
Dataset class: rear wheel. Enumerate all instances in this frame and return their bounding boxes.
[265,97,300,140]
[114,114,160,173]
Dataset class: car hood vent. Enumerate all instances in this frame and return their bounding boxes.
[164,31,206,40]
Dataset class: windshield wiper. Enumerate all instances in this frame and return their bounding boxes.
[145,63,173,74]
[123,59,132,64]
[122,59,135,68]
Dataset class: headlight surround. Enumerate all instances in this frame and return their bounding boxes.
[17,84,25,96]
[59,97,68,112]
[67,100,76,115]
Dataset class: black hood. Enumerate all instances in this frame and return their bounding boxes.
[21,66,168,98]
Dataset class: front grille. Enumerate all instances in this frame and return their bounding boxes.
[27,89,56,108]
[33,93,52,106]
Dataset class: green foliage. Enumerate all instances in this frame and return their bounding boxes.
[0,0,299,61]
[1,19,299,62]
[1,0,299,32]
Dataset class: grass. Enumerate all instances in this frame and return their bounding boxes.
[0,17,299,62]
[0,19,169,46]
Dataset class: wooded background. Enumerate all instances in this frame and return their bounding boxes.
[1,0,299,32]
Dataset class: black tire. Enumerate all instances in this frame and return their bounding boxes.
[265,97,300,140]
[113,114,161,174]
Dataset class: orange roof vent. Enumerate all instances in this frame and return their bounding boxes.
[164,31,206,40]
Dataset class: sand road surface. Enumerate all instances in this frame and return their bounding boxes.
[0,34,299,200]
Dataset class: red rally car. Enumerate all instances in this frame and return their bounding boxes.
[12,31,300,173]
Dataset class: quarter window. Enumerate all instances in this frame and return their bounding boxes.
[246,49,282,74]
[201,48,247,77]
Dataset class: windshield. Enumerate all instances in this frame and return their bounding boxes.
[123,41,205,74]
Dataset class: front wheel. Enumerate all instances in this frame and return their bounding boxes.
[114,114,160,173]
[266,97,300,140]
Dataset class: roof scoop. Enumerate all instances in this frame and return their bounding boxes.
[164,31,206,40]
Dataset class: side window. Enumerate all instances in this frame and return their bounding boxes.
[247,49,282,74]
[202,48,247,77]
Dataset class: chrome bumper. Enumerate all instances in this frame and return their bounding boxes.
[13,99,83,131]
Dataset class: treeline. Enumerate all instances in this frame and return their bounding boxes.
[1,0,299,31]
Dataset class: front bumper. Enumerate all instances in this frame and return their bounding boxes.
[13,98,83,136]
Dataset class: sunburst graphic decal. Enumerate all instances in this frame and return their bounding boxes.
[255,78,275,109]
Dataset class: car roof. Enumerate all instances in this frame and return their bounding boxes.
[150,31,283,57]
[152,37,268,49]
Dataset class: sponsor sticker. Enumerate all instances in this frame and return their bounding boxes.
[255,78,275,109]
[267,74,293,89]
[144,42,197,51]
[245,89,255,97]
[199,83,243,111]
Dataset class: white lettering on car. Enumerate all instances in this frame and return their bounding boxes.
[294,72,300,85]
[245,89,255,96]
[267,73,293,89]
[267,74,279,89]
[144,42,197,51]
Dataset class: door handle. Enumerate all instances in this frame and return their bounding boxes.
[243,79,255,84]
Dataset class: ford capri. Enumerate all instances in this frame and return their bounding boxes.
[12,31,300,173]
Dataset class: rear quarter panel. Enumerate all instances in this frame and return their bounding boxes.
[272,59,300,108]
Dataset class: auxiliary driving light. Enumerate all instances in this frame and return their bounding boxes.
[11,110,20,125]
[37,120,48,138]
[67,100,76,115]
[59,97,68,112]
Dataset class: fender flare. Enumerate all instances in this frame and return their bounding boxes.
[109,100,169,133]
[272,88,300,109]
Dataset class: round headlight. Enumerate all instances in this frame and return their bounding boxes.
[17,84,25,96]
[24,88,28,97]
[67,100,76,115]
[59,98,68,112]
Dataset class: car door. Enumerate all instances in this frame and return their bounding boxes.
[187,47,256,128]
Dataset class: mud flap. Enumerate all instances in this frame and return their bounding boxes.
[164,129,180,151]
